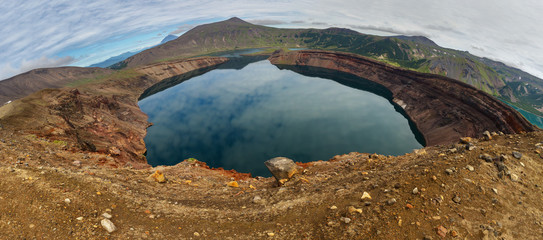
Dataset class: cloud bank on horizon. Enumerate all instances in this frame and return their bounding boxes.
[1,0,542,80]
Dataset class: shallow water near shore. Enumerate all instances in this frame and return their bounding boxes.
[139,57,423,177]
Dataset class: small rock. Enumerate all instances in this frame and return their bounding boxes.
[512,151,522,159]
[330,205,338,210]
[423,236,433,240]
[264,157,300,184]
[361,191,372,200]
[459,137,473,144]
[406,203,414,209]
[109,147,121,156]
[194,232,200,237]
[452,195,461,204]
[466,165,474,172]
[76,217,83,221]
[510,173,519,182]
[72,161,81,167]
[450,230,458,237]
[348,206,362,214]
[483,131,492,140]
[412,187,419,194]
[387,198,397,205]
[102,213,112,219]
[227,181,239,188]
[492,188,498,194]
[466,143,476,151]
[267,232,275,237]
[520,162,525,167]
[252,196,263,204]
[480,154,493,162]
[64,198,71,204]
[436,225,448,238]
[445,168,454,175]
[149,170,167,183]
[340,217,351,224]
[101,219,116,233]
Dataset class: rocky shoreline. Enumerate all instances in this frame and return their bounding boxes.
[268,50,537,146]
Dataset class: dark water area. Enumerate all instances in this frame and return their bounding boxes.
[139,57,424,177]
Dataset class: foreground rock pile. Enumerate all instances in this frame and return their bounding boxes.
[0,127,542,239]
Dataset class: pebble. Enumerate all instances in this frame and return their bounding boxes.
[466,165,474,171]
[387,198,397,205]
[480,154,493,162]
[412,187,419,194]
[102,213,112,219]
[520,162,525,167]
[72,161,81,167]
[267,232,275,237]
[445,168,454,175]
[452,195,461,204]
[512,151,522,159]
[436,225,448,238]
[340,217,351,224]
[252,196,263,204]
[483,131,492,140]
[361,191,372,200]
[348,206,362,214]
[330,205,338,210]
[76,217,83,221]
[64,198,71,204]
[193,232,200,237]
[101,219,116,233]
[510,173,519,182]
[492,188,498,194]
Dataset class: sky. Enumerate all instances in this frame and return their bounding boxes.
[1,0,542,80]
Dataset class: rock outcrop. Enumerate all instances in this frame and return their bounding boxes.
[269,50,536,146]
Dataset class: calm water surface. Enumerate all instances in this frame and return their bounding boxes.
[139,58,423,176]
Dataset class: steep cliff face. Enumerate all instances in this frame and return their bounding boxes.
[0,57,228,167]
[269,50,536,146]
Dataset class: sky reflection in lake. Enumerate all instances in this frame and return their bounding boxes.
[139,60,423,176]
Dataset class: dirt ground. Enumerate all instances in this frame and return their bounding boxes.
[1,125,543,239]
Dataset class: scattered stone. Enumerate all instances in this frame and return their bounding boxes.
[76,217,83,221]
[348,206,362,214]
[193,232,200,237]
[327,221,339,227]
[64,198,71,204]
[480,154,493,162]
[412,187,419,195]
[264,157,300,184]
[483,131,492,140]
[445,168,454,175]
[406,203,414,209]
[452,195,461,204]
[450,230,458,237]
[448,148,457,153]
[330,205,338,210]
[72,161,81,167]
[252,196,263,204]
[492,188,498,194]
[423,236,433,240]
[109,147,121,156]
[510,173,519,182]
[227,181,239,188]
[436,225,448,238]
[101,219,116,233]
[361,191,372,200]
[149,170,167,183]
[460,137,473,144]
[267,232,275,237]
[466,143,476,151]
[512,151,522,159]
[340,217,351,224]
[363,201,371,206]
[520,162,525,167]
[102,213,112,219]
[466,165,474,172]
[387,198,397,205]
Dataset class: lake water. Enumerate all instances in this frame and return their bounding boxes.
[139,56,424,177]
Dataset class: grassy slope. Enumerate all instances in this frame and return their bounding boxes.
[112,17,542,117]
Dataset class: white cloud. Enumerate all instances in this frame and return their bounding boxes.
[0,0,542,80]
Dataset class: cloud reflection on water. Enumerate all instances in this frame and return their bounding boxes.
[139,60,422,176]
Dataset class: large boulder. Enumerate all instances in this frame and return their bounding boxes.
[264,157,300,184]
